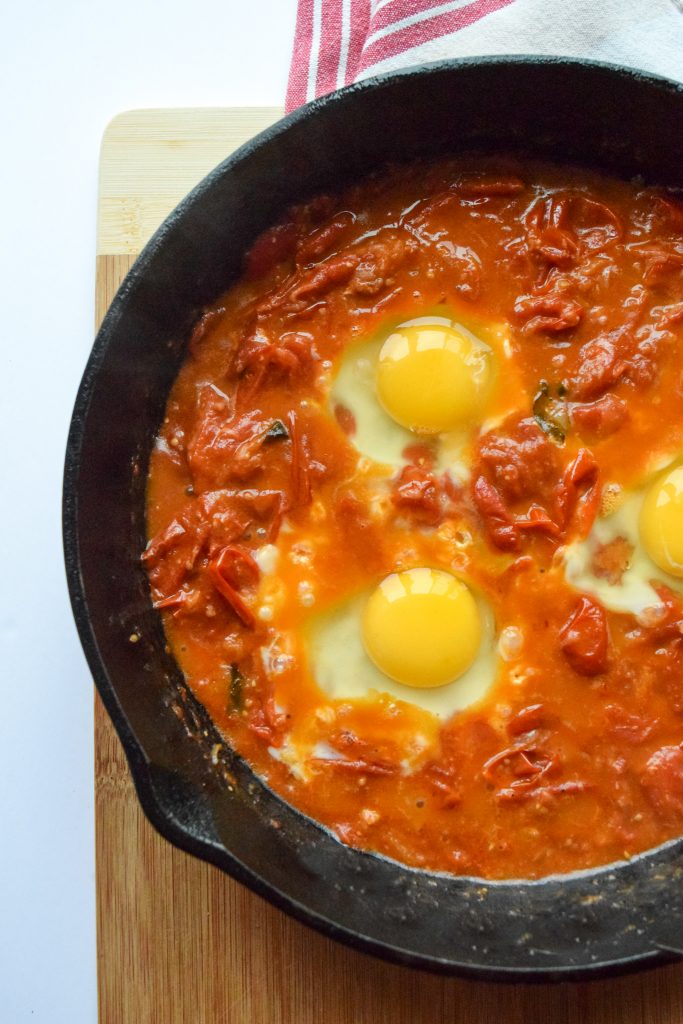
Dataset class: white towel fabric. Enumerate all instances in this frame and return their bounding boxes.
[355,0,683,86]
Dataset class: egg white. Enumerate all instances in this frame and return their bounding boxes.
[562,478,683,617]
[330,313,517,482]
[305,588,499,718]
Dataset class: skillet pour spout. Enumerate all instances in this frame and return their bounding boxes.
[64,57,683,980]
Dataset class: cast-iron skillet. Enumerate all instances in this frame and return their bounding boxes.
[64,57,683,981]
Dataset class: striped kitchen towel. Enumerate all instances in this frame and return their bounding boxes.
[286,0,683,111]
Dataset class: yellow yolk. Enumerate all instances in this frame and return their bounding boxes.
[640,463,683,578]
[376,321,491,433]
[361,568,482,688]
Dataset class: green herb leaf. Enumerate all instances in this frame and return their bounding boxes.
[533,380,567,444]
[265,419,289,442]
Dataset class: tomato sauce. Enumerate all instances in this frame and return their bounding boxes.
[144,158,683,879]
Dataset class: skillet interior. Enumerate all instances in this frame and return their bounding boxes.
[64,57,683,980]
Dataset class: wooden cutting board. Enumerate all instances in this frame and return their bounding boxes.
[96,108,683,1024]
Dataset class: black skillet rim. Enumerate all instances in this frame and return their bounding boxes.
[64,55,683,982]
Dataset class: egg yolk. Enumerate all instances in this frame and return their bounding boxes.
[640,464,683,578]
[376,321,491,433]
[362,568,482,688]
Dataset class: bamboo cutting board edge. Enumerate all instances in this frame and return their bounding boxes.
[97,106,284,256]
[94,107,683,1024]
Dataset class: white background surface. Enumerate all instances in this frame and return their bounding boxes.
[0,3,295,1020]
[1,1,682,1020]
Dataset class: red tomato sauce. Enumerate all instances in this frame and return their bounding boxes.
[144,158,683,879]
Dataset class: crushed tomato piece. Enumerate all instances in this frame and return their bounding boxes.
[559,597,609,676]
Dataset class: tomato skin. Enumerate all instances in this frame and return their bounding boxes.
[555,447,599,537]
[507,703,546,738]
[514,292,584,333]
[245,221,299,278]
[559,596,609,676]
[257,253,359,316]
[477,417,559,505]
[402,442,436,469]
[333,403,356,436]
[472,475,520,551]
[296,212,355,265]
[392,465,443,525]
[202,544,263,629]
[570,394,628,439]
[570,334,626,400]
[642,745,683,823]
[473,420,602,551]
